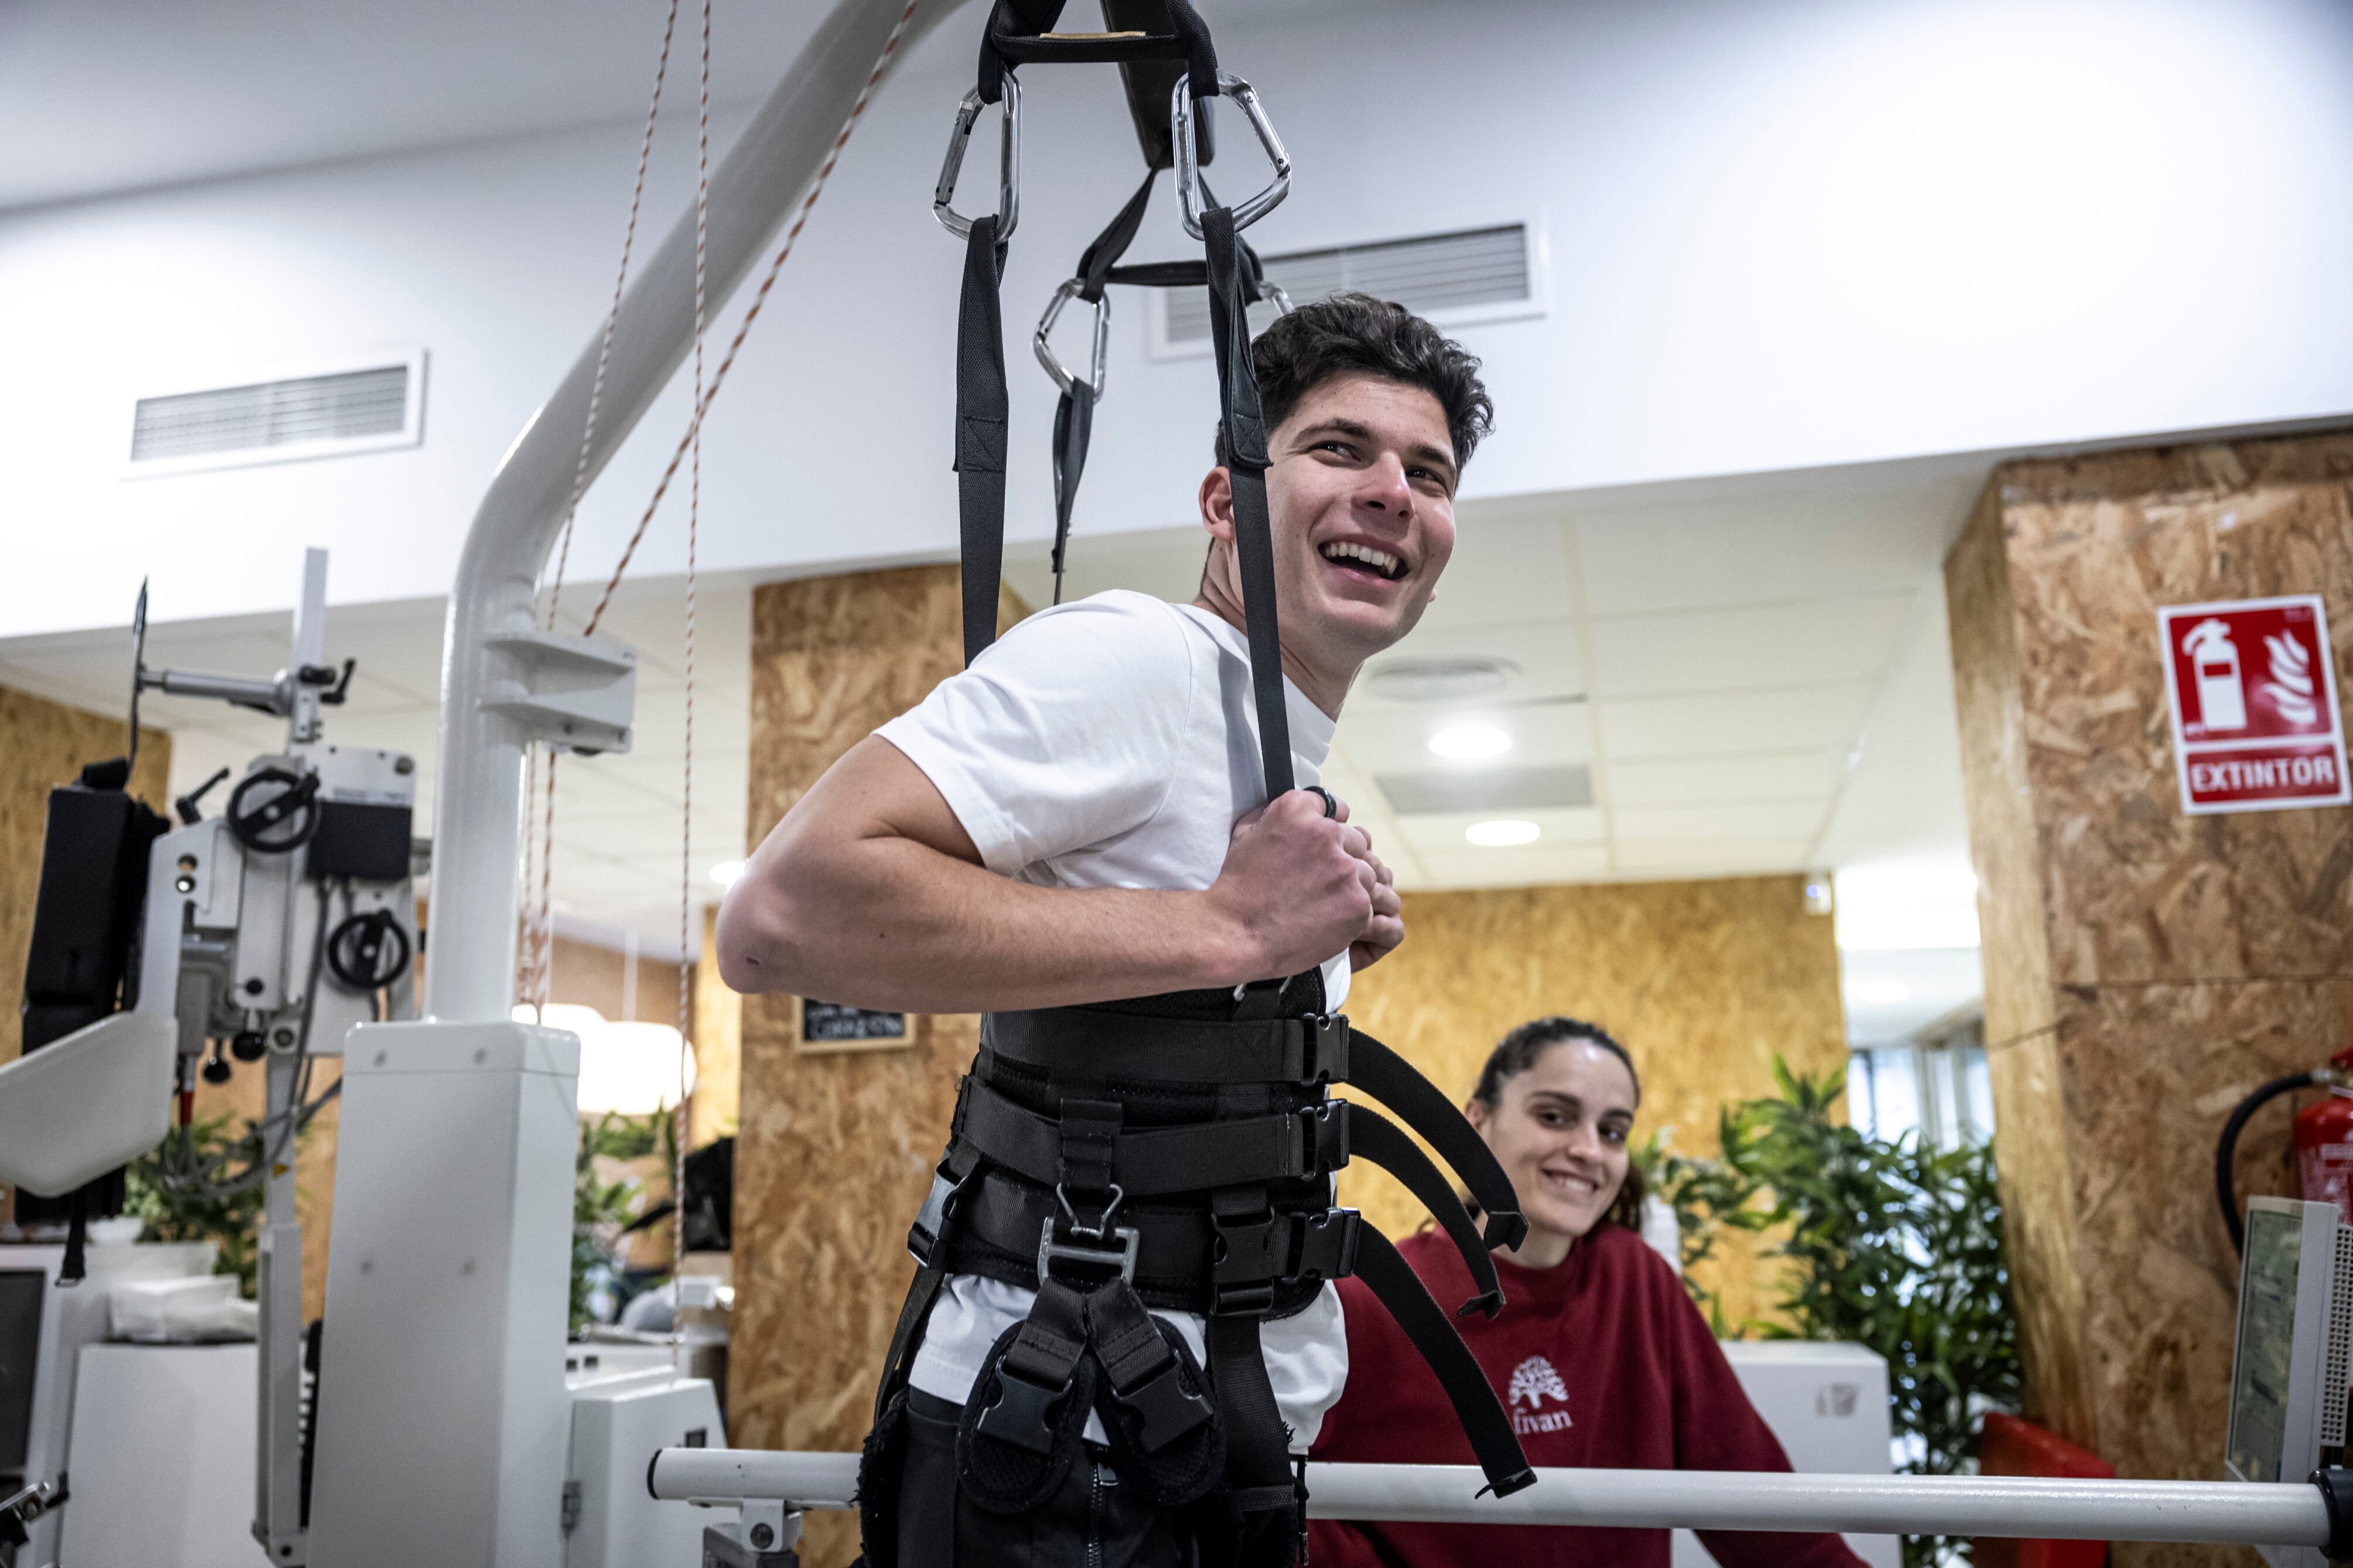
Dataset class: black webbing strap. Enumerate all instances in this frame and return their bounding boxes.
[1350,1227,1537,1498]
[980,0,1215,96]
[1203,203,1292,801]
[1088,1277,1213,1453]
[960,1078,1346,1196]
[956,213,1010,666]
[1345,1105,1505,1319]
[1348,1027,1529,1251]
[1203,1312,1298,1523]
[983,1005,1341,1084]
[977,1276,1095,1453]
[1048,170,1155,602]
[871,1261,949,1424]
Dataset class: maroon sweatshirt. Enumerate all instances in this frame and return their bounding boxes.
[1307,1224,1867,1568]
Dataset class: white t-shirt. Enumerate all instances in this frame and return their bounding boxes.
[875,589,1349,1450]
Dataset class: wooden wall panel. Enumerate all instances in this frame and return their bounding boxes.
[731,566,1018,1568]
[1335,874,1847,1334]
[1946,435,2353,1567]
[693,905,742,1149]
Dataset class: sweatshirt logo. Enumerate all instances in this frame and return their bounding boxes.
[1507,1356,1573,1436]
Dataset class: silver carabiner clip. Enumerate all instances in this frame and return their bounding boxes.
[935,74,1022,242]
[1171,71,1293,240]
[1261,282,1295,316]
[1034,279,1110,399]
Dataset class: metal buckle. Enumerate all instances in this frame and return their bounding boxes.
[1035,279,1110,398]
[1037,1215,1139,1285]
[1171,71,1292,239]
[935,76,1022,242]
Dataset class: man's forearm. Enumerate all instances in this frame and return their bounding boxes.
[717,831,1259,1013]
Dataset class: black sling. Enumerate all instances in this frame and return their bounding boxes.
[866,7,1539,1563]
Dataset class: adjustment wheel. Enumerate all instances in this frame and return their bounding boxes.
[226,767,322,855]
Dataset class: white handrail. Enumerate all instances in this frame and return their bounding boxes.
[643,1448,2334,1549]
[423,0,966,1020]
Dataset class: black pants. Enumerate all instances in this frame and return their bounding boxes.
[895,1389,1194,1568]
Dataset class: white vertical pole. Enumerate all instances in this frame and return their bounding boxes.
[289,547,329,747]
[420,0,964,1024]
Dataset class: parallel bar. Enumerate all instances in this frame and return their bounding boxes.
[644,1450,2333,1549]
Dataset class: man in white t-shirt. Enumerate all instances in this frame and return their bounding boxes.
[718,293,1498,1566]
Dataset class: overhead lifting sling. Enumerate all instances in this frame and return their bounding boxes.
[858,4,1539,1562]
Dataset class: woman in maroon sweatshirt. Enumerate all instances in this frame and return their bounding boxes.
[1308,1017,1866,1568]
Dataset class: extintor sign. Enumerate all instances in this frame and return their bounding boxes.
[2157,595,2349,814]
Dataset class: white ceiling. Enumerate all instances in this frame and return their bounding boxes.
[0,450,1987,952]
[0,1,840,212]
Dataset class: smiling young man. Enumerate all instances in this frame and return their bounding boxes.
[716,293,1496,1566]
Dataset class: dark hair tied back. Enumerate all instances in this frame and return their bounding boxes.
[1472,1016,1648,1235]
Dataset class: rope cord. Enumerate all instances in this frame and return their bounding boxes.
[581,0,919,638]
[674,0,711,1362]
[519,0,683,1013]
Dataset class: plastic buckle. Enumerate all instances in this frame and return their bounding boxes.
[1293,1014,1350,1085]
[1210,1209,1281,1317]
[935,75,1022,242]
[1171,71,1291,238]
[1114,1359,1213,1453]
[1298,1100,1349,1176]
[976,1362,1070,1456]
[1290,1207,1360,1284]
[907,1166,977,1266]
[1037,1217,1139,1286]
[1035,279,1110,398]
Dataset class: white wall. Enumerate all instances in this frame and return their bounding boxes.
[6,0,2352,638]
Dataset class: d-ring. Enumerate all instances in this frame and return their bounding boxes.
[935,76,1022,242]
[1171,71,1292,239]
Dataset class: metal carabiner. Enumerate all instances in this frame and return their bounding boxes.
[1171,71,1293,240]
[935,74,1022,242]
[1261,282,1294,316]
[1034,279,1110,398]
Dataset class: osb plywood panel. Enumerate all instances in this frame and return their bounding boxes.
[1951,436,2353,1564]
[0,685,170,1230]
[733,567,1021,1568]
[1945,485,2095,1446]
[1996,439,2353,989]
[1335,874,1846,1335]
[693,906,742,1149]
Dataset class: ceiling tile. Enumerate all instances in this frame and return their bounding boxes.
[1605,751,1844,807]
[1585,596,1911,699]
[1570,469,1972,617]
[1597,684,1875,761]
[1360,619,1584,708]
[1612,801,1827,841]
[1339,694,1592,777]
[1394,807,1604,856]
[1407,515,1575,637]
[1606,837,1814,876]
[1409,846,1614,890]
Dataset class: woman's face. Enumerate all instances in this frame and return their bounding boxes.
[1465,1040,1639,1252]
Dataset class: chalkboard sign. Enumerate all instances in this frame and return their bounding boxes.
[798,998,909,1050]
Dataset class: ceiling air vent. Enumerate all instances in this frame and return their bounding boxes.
[127,350,426,476]
[1375,764,1591,815]
[1158,221,1539,352]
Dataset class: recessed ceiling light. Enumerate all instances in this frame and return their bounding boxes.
[1851,979,1912,1005]
[1367,656,1520,704]
[1465,819,1540,847]
[709,860,746,887]
[1429,722,1512,760]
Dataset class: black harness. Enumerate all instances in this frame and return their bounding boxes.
[862,6,1539,1562]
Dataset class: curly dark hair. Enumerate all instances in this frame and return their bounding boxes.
[1471,1016,1647,1234]
[1216,291,1494,472]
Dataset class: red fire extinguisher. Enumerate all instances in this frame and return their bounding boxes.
[2219,1047,2353,1252]
[2297,1050,2353,1224]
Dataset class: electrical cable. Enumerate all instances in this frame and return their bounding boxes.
[2216,1069,2322,1253]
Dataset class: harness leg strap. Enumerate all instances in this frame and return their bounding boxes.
[955,213,1011,665]
[1351,1225,1536,1497]
[1347,1027,1529,1251]
[1345,1103,1507,1318]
